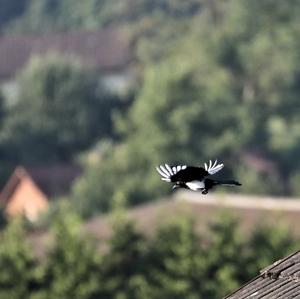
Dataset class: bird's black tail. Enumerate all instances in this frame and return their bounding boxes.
[213,179,242,186]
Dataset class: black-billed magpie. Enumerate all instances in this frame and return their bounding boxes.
[156,160,241,194]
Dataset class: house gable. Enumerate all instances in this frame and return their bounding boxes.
[0,167,48,221]
[6,174,48,221]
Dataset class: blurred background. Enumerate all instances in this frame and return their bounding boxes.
[0,0,299,298]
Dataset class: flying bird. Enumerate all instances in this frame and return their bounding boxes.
[156,160,241,194]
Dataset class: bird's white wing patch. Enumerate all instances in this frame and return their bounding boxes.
[165,164,174,175]
[161,177,171,182]
[204,159,224,175]
[186,180,205,191]
[156,163,187,182]
[156,166,169,178]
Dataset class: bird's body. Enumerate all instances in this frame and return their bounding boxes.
[171,166,208,183]
[156,160,241,194]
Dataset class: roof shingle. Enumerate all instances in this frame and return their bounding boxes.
[224,250,300,299]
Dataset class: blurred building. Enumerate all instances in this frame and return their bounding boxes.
[0,165,81,221]
[30,191,300,257]
[85,191,300,243]
[0,29,134,98]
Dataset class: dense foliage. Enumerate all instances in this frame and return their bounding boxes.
[72,0,300,216]
[0,54,123,173]
[0,0,300,212]
[0,2,299,299]
[0,210,298,299]
[1,0,203,33]
[0,0,28,31]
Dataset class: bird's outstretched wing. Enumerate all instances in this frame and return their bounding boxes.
[156,164,187,182]
[204,159,224,175]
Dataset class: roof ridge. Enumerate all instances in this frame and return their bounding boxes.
[177,192,300,211]
[260,251,300,283]
[223,250,300,298]
[0,166,29,203]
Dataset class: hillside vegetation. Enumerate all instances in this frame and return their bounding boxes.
[0,0,300,217]
[0,207,298,299]
[0,2,300,298]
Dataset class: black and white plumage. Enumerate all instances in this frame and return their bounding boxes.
[156,160,241,194]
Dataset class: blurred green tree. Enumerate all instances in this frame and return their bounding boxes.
[0,54,119,165]
[0,218,38,299]
[72,46,243,214]
[200,213,248,298]
[0,0,28,30]
[6,0,110,32]
[0,91,4,128]
[36,204,102,299]
[245,217,299,277]
[0,204,8,229]
[146,216,204,299]
[6,0,203,33]
[101,219,149,299]
[0,208,297,298]
[72,141,120,217]
[73,0,300,216]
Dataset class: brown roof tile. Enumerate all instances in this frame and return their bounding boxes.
[224,250,300,299]
[26,164,81,198]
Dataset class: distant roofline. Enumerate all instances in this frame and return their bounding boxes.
[0,164,81,204]
[175,191,300,212]
[0,28,132,80]
[0,166,28,204]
